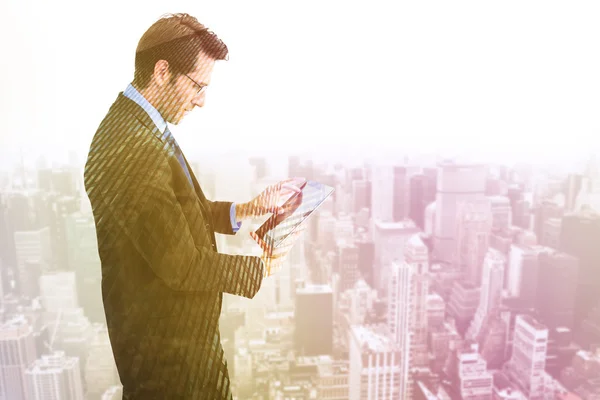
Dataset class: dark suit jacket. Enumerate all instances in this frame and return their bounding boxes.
[83,92,265,399]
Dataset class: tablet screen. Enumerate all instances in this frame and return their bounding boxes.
[258,180,334,249]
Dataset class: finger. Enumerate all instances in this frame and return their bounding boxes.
[281,183,302,193]
[250,231,273,255]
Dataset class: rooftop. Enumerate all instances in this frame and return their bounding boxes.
[519,314,547,331]
[374,219,418,231]
[351,324,397,353]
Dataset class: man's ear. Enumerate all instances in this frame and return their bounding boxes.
[154,59,172,87]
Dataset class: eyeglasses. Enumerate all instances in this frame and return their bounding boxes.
[184,74,208,95]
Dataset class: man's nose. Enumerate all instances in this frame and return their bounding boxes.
[191,92,206,108]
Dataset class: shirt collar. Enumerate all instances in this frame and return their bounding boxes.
[123,83,168,133]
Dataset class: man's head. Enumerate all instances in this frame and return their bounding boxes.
[133,13,228,125]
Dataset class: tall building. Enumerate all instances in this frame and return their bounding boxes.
[506,184,530,230]
[355,237,375,289]
[25,351,84,400]
[427,293,445,330]
[444,342,493,399]
[348,280,377,325]
[371,163,419,223]
[316,357,349,400]
[14,227,52,297]
[351,180,371,214]
[295,284,333,356]
[447,281,481,336]
[54,308,94,371]
[559,211,600,336]
[65,212,103,323]
[535,250,578,331]
[467,249,505,341]
[348,324,403,400]
[564,174,584,213]
[47,196,79,271]
[540,217,561,249]
[335,214,355,244]
[0,193,17,281]
[405,235,430,369]
[387,236,430,397]
[388,260,412,355]
[454,199,493,285]
[338,241,360,293]
[0,316,37,400]
[507,245,541,308]
[533,200,563,245]
[387,260,412,399]
[433,161,487,264]
[371,163,394,223]
[393,166,411,222]
[409,172,437,231]
[504,315,548,400]
[488,196,512,232]
[372,219,420,297]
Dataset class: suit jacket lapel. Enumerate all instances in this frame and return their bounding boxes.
[117,93,214,227]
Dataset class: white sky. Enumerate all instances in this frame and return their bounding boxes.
[1,0,599,169]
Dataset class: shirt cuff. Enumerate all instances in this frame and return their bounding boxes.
[230,203,242,233]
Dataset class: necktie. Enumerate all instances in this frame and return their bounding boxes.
[162,125,193,187]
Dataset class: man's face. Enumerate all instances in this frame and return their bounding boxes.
[161,53,215,125]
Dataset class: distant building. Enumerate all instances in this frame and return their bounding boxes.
[444,342,493,399]
[560,211,600,342]
[504,315,549,400]
[348,324,403,400]
[24,351,84,400]
[295,284,333,356]
[433,161,487,264]
[0,316,37,400]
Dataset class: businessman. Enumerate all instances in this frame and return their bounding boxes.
[83,13,302,399]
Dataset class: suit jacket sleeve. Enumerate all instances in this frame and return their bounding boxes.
[206,200,237,235]
[98,134,265,298]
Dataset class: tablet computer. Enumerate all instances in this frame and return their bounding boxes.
[252,179,334,252]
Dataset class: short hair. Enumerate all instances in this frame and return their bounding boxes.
[133,13,228,89]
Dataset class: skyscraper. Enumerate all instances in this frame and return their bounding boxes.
[337,241,360,293]
[467,249,505,341]
[371,163,419,224]
[535,250,578,331]
[434,161,487,263]
[454,198,493,285]
[505,315,548,400]
[25,351,84,400]
[65,212,103,323]
[372,219,420,297]
[351,180,371,214]
[444,342,493,399]
[14,227,52,297]
[507,244,541,308]
[348,324,403,400]
[405,235,430,369]
[387,260,412,398]
[295,284,333,356]
[0,316,37,400]
[488,196,512,232]
[409,169,437,231]
[559,211,600,334]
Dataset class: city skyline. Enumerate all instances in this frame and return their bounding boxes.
[1,153,600,398]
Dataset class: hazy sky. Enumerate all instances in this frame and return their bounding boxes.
[1,0,599,169]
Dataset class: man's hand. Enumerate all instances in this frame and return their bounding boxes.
[251,224,306,278]
[236,177,306,221]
